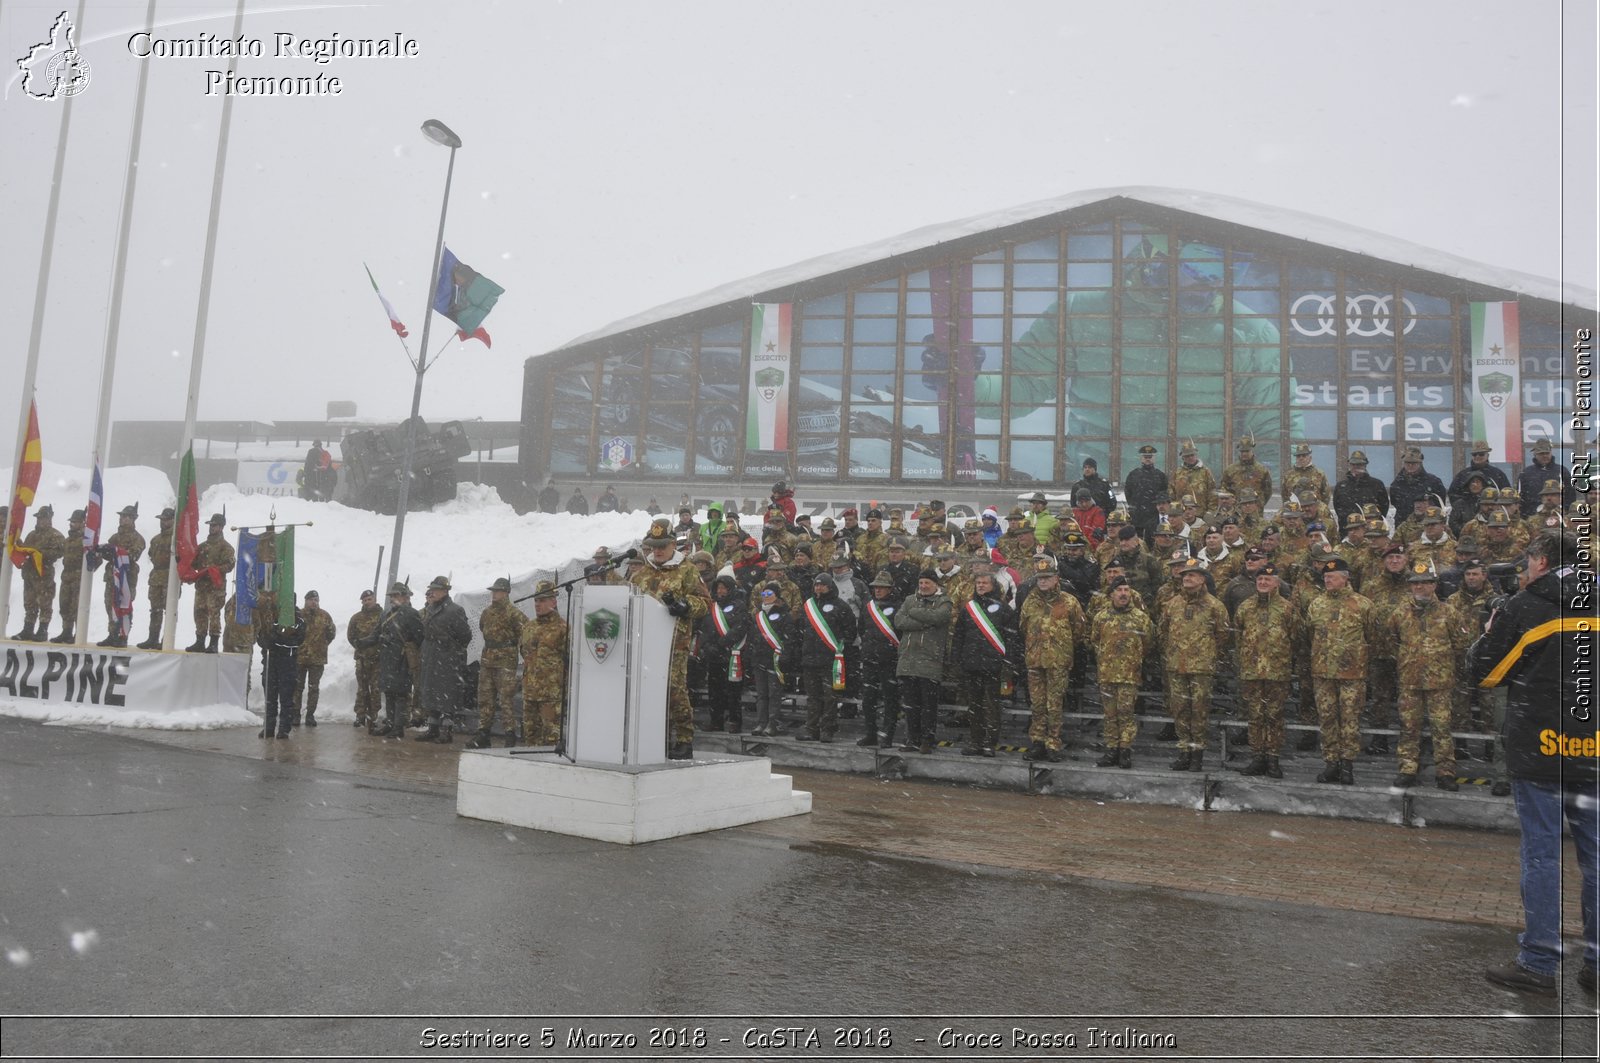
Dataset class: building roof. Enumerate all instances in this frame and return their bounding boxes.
[546,186,1596,357]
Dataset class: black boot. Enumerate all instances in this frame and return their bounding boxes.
[1023,741,1047,761]
[413,724,440,742]
[668,741,693,760]
[185,635,207,652]
[1189,749,1204,772]
[206,633,219,653]
[1264,756,1283,779]
[1169,750,1192,771]
[1095,750,1119,767]
[49,625,75,644]
[503,731,519,747]
[1338,759,1354,786]
[1240,754,1269,776]
[1158,721,1178,741]
[1364,734,1389,755]
[137,615,163,650]
[1316,759,1342,783]
[1393,772,1417,788]
[10,620,34,642]
[97,631,127,648]
[467,730,492,749]
[1118,747,1133,769]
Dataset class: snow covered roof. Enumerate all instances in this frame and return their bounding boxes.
[549,186,1596,355]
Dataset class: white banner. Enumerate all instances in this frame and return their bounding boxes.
[1470,301,1523,464]
[233,460,302,497]
[0,642,248,717]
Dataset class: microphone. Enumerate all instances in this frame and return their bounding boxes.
[607,548,639,567]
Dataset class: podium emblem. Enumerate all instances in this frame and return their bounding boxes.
[584,607,622,663]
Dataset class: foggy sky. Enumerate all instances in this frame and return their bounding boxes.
[0,0,1594,467]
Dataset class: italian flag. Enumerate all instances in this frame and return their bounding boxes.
[175,445,201,582]
[746,303,791,451]
[365,263,409,339]
[1469,302,1523,464]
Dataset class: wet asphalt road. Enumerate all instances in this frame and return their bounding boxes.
[0,718,1595,1061]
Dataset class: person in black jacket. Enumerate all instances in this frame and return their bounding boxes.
[1389,446,1447,522]
[1517,438,1575,517]
[859,571,903,747]
[949,569,1018,757]
[257,601,307,739]
[1124,444,1169,544]
[1471,530,1597,997]
[1071,458,1115,515]
[746,587,788,737]
[1448,439,1511,511]
[537,480,561,514]
[1332,450,1390,529]
[700,575,749,733]
[360,581,425,739]
[786,573,858,742]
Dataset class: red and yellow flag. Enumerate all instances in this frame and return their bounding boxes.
[7,400,43,573]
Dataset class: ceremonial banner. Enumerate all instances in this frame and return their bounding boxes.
[433,247,503,347]
[6,400,42,570]
[234,531,260,624]
[83,462,103,554]
[275,527,296,626]
[174,447,200,582]
[1470,301,1523,464]
[0,643,248,718]
[111,548,134,639]
[746,303,791,452]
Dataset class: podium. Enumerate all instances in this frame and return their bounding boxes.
[457,580,810,844]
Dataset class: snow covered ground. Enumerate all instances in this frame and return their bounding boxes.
[1,461,688,730]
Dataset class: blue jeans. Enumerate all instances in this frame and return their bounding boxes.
[1513,777,1600,976]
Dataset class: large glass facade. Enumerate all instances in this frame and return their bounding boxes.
[526,209,1586,488]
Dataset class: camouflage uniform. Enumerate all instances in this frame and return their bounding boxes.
[630,552,711,747]
[1234,592,1298,758]
[1408,529,1456,571]
[1157,583,1231,762]
[1169,461,1218,515]
[140,523,172,646]
[222,596,254,654]
[102,523,146,636]
[191,531,235,644]
[855,527,889,575]
[53,516,85,642]
[1390,593,1466,779]
[293,601,336,723]
[476,595,528,740]
[18,515,66,637]
[1362,567,1410,743]
[1447,578,1506,783]
[1090,602,1152,752]
[1221,456,1273,506]
[1306,584,1374,766]
[1281,464,1331,510]
[518,603,569,746]
[1019,584,1085,755]
[346,599,383,728]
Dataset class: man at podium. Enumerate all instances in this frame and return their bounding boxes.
[629,518,711,759]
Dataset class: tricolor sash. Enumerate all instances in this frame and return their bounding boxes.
[755,609,784,654]
[710,604,732,638]
[867,600,900,646]
[803,597,847,690]
[965,598,1007,656]
[728,638,746,681]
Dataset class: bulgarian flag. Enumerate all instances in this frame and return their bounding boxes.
[365,264,409,338]
[174,445,201,582]
[7,400,42,572]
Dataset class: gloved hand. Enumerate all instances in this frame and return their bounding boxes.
[665,596,690,618]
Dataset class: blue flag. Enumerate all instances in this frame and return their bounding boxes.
[234,531,259,625]
[432,246,503,347]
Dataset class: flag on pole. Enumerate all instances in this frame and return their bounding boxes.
[111,547,134,638]
[432,247,504,347]
[7,399,42,571]
[1469,301,1524,465]
[275,526,296,626]
[174,446,201,582]
[84,461,104,554]
[234,530,260,624]
[365,263,409,339]
[746,303,792,451]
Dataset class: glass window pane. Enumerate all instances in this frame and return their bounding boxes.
[1007,393,1058,434]
[1233,290,1279,315]
[1402,290,1452,315]
[1012,290,1055,315]
[970,318,1004,344]
[1232,252,1278,288]
[1013,262,1058,287]
[906,270,932,290]
[698,344,742,389]
[701,321,741,344]
[799,346,844,370]
[974,248,1004,262]
[847,434,892,478]
[1288,265,1336,289]
[1232,377,1283,404]
[1066,262,1113,288]
[1405,317,1452,344]
[970,263,1005,288]
[971,291,1004,315]
[853,291,899,315]
[851,345,896,372]
[1008,439,1055,483]
[650,345,692,391]
[1120,346,1167,374]
[848,373,898,399]
[641,435,687,477]
[801,316,845,342]
[796,438,839,478]
[863,275,898,291]
[805,293,845,315]
[1066,234,1113,259]
[1014,237,1059,260]
[956,438,1000,482]
[852,317,898,342]
[694,435,735,477]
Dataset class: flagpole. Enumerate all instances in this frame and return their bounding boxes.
[386,119,462,593]
[0,0,88,639]
[160,0,247,651]
[71,0,158,648]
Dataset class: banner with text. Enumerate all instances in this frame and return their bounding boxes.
[1470,301,1523,464]
[746,303,792,452]
[0,643,248,718]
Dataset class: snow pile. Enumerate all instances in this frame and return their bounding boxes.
[2,461,685,729]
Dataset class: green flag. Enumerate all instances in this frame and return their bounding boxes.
[275,527,296,626]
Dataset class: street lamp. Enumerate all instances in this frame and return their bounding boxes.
[386,118,461,595]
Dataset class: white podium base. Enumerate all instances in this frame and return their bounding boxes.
[456,749,812,845]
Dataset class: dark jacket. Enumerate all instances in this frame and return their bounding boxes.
[787,586,857,671]
[537,484,561,513]
[860,594,903,666]
[949,592,1019,676]
[1333,472,1390,527]
[360,603,424,694]
[1448,461,1510,509]
[257,614,306,660]
[1389,468,1447,521]
[419,595,471,714]
[1072,474,1114,515]
[746,600,788,671]
[1518,458,1574,516]
[894,591,952,681]
[1470,566,1597,783]
[699,591,749,668]
[1124,465,1169,530]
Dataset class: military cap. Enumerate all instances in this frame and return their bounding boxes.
[790,542,813,558]
[1320,556,1350,574]
[887,537,910,551]
[869,571,895,588]
[304,589,320,600]
[1179,558,1206,574]
[1138,444,1158,455]
[1381,542,1406,557]
[69,508,85,522]
[360,589,375,600]
[1257,563,1279,577]
[1117,525,1139,541]
[642,518,676,546]
[1401,446,1423,462]
[1460,558,1485,571]
[764,511,786,527]
[1216,488,1235,500]
[765,549,787,568]
[1365,517,1388,534]
[811,573,835,591]
[1470,440,1492,454]
[1180,438,1199,457]
[1155,520,1177,535]
[678,504,693,515]
[1343,513,1367,530]
[1348,450,1369,465]
[1062,531,1088,548]
[1237,489,1259,505]
[1007,506,1026,520]
[795,514,813,527]
[427,575,451,591]
[521,579,552,602]
[687,550,715,566]
[1455,538,1480,557]
[889,507,904,518]
[1541,479,1564,496]
[1102,558,1125,572]
[866,508,883,519]
[830,553,854,570]
[840,507,858,518]
[934,547,956,561]
[1032,556,1058,574]
[388,581,412,596]
[1485,510,1511,528]
[819,516,836,529]
[918,567,939,582]
[1293,443,1312,456]
[1423,507,1445,524]
[720,525,742,537]
[1220,515,1240,528]
[1281,499,1304,514]
[36,504,53,518]
[154,506,174,520]
[1244,547,1267,561]
[920,520,947,537]
[593,545,612,559]
[1307,520,1327,533]
[1107,508,1130,524]
[1237,435,1256,450]
[1532,439,1554,454]
[118,503,139,518]
[1180,494,1199,509]
[1168,550,1190,567]
[1029,491,1048,504]
[207,512,226,526]
[1260,524,1282,537]
[1105,575,1129,591]
[963,518,982,532]
[1407,559,1438,583]
[1481,486,1502,503]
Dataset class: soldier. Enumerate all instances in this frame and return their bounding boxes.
[50,509,86,644]
[1234,563,1298,777]
[256,595,306,740]
[1019,556,1085,761]
[1280,444,1330,511]
[1305,556,1373,785]
[136,508,174,649]
[1333,450,1391,529]
[1169,439,1218,515]
[1389,560,1467,791]
[999,522,1038,570]
[1221,547,1272,619]
[1524,479,1570,538]
[1109,526,1164,603]
[222,594,254,655]
[517,580,568,746]
[360,581,425,739]
[1193,525,1238,587]
[714,525,744,569]
[187,514,235,653]
[1478,510,1523,565]
[1158,559,1231,772]
[13,505,65,641]
[1125,444,1169,544]
[854,508,889,573]
[1517,438,1574,516]
[291,590,335,727]
[859,570,902,747]
[1389,446,1447,521]
[950,570,1017,757]
[346,589,383,731]
[1362,544,1412,755]
[470,577,528,748]
[700,574,749,734]
[787,572,857,742]
[761,509,796,562]
[1448,439,1510,510]
[879,537,919,602]
[812,517,843,569]
[1090,576,1152,768]
[747,586,789,737]
[893,568,952,755]
[1221,434,1273,504]
[413,576,471,744]
[837,507,862,548]
[97,504,146,648]
[958,519,990,561]
[1333,514,1369,590]
[1447,560,1508,794]
[630,517,710,759]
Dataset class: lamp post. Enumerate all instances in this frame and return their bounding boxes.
[386,118,461,594]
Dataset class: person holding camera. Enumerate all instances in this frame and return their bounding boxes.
[1471,530,1597,997]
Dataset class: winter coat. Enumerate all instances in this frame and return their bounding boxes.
[358,604,422,694]
[1332,472,1390,528]
[787,586,857,671]
[1389,467,1448,522]
[893,591,951,681]
[1124,465,1169,529]
[949,592,1018,677]
[419,595,471,713]
[860,595,903,667]
[1447,461,1510,509]
[746,600,788,672]
[699,596,749,668]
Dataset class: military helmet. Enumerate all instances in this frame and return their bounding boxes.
[1365,517,1388,535]
[1343,513,1367,531]
[1481,486,1501,503]
[819,516,836,529]
[533,580,557,600]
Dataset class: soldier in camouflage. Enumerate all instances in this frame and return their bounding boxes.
[471,577,528,748]
[1407,508,1456,571]
[1221,435,1273,506]
[136,508,174,649]
[1447,559,1509,795]
[1090,576,1152,768]
[518,580,569,747]
[292,590,336,727]
[1234,563,1298,778]
[97,504,145,647]
[1281,443,1331,511]
[187,514,234,653]
[14,505,66,642]
[359,581,425,740]
[49,509,86,644]
[631,517,711,758]
[1169,439,1218,515]
[1305,556,1373,785]
[1361,543,1411,755]
[1019,556,1085,761]
[1389,560,1466,791]
[1157,559,1231,771]
[346,589,383,731]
